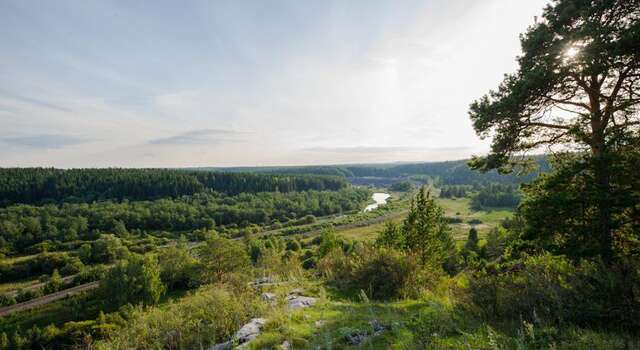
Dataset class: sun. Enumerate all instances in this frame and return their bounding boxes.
[565,46,580,59]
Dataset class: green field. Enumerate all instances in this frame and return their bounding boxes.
[335,196,513,243]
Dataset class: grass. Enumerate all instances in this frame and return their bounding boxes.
[248,277,640,349]
[0,277,42,294]
[437,197,513,241]
[332,196,514,244]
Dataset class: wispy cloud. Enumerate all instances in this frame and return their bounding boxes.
[0,91,72,113]
[148,129,245,145]
[1,134,90,149]
[304,146,419,154]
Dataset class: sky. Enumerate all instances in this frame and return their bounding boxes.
[0,0,550,168]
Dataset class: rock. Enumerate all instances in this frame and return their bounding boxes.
[280,340,291,350]
[210,318,267,350]
[234,318,267,344]
[344,331,368,346]
[286,295,317,310]
[342,320,388,346]
[261,292,276,302]
[368,319,387,336]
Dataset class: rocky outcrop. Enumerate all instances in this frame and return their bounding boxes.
[209,318,267,350]
[286,295,317,310]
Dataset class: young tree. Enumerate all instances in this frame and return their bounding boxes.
[43,269,64,294]
[469,0,640,261]
[401,187,455,267]
[197,234,250,283]
[100,254,165,308]
[157,242,199,290]
[376,221,404,250]
[464,228,480,254]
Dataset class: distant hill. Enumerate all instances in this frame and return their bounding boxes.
[191,156,550,186]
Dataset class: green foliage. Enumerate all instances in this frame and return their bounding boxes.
[318,244,438,300]
[375,221,404,249]
[471,183,521,209]
[317,228,341,258]
[157,242,199,290]
[99,253,165,308]
[0,168,348,206]
[94,284,263,350]
[484,227,508,260]
[468,0,640,262]
[389,181,414,192]
[470,253,640,331]
[377,187,455,270]
[520,152,640,261]
[197,235,251,283]
[42,269,64,295]
[0,294,16,307]
[0,252,77,283]
[0,188,369,256]
[91,234,129,264]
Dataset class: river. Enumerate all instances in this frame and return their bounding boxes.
[364,192,391,212]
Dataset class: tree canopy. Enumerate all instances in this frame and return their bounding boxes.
[469,0,640,262]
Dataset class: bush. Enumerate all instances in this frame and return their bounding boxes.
[99,254,165,308]
[470,254,640,331]
[94,284,264,350]
[318,244,439,300]
[0,294,16,306]
[73,265,107,285]
[16,288,42,303]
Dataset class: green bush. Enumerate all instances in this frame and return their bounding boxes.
[470,254,640,331]
[318,244,439,300]
[0,293,16,306]
[15,288,42,303]
[94,284,264,350]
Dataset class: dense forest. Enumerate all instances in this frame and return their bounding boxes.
[203,156,550,186]
[0,168,347,206]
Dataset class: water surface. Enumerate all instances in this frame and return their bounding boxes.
[364,192,391,212]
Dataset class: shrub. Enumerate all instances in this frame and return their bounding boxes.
[94,284,263,350]
[16,288,42,303]
[0,294,16,307]
[470,254,640,331]
[318,244,439,300]
[99,253,165,308]
[42,269,64,295]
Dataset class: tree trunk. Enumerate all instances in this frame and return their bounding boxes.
[591,132,613,262]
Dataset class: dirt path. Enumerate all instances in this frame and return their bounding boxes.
[0,281,99,317]
[6,275,77,297]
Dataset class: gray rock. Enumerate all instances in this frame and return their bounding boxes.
[210,318,267,350]
[261,292,276,302]
[280,340,291,350]
[234,318,267,344]
[368,319,387,336]
[286,295,317,310]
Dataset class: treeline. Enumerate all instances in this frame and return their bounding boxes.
[471,184,521,209]
[438,185,471,198]
[0,188,369,255]
[0,168,347,206]
[210,156,549,186]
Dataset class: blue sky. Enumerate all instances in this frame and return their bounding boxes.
[0,0,549,167]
